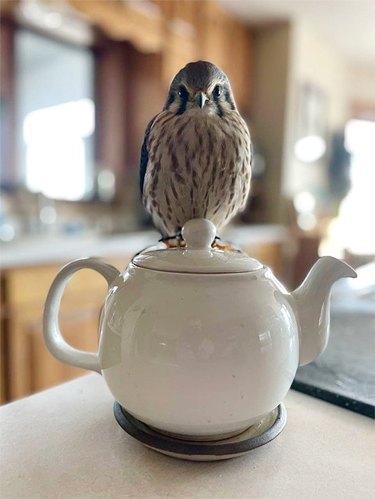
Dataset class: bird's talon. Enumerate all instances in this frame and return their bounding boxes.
[212,241,241,253]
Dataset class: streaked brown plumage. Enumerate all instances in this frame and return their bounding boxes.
[140,61,252,238]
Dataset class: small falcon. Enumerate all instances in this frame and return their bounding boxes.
[140,60,252,240]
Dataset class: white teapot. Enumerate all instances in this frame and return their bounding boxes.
[44,219,356,440]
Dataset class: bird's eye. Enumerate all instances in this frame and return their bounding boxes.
[178,86,189,98]
[213,85,222,98]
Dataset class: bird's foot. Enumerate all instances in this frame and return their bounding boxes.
[212,236,242,253]
[160,235,241,252]
[159,233,186,248]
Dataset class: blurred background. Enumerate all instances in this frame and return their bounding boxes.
[0,0,374,406]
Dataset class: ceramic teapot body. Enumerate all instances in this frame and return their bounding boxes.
[44,219,356,439]
[99,265,298,437]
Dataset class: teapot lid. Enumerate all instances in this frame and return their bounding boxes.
[132,219,262,274]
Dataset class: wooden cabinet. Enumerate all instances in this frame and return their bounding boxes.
[157,0,253,114]
[155,0,199,85]
[69,0,253,114]
[0,256,131,403]
[69,0,164,53]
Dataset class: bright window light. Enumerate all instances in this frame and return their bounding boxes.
[293,191,316,214]
[294,135,326,163]
[320,119,375,256]
[23,98,95,201]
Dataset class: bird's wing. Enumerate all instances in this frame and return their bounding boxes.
[140,115,158,196]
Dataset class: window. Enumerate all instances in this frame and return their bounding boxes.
[293,119,375,417]
[15,29,95,200]
[325,119,375,256]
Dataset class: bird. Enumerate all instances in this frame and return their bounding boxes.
[140,60,252,244]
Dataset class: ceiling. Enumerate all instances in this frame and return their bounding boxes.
[218,0,375,65]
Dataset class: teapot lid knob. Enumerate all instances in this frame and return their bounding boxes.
[182,219,216,249]
[134,217,263,272]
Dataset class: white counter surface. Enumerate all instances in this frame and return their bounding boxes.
[0,232,158,269]
[0,225,288,269]
[1,374,373,498]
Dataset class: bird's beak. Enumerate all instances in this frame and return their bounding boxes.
[197,92,208,108]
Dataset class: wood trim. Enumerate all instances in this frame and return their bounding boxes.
[0,272,9,402]
[69,0,163,53]
[95,37,129,190]
[0,0,19,17]
[124,45,164,171]
[350,100,375,121]
[0,18,16,188]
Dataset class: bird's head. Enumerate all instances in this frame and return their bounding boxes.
[164,61,237,116]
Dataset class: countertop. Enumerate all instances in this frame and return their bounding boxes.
[0,231,158,269]
[1,374,373,499]
[0,225,289,269]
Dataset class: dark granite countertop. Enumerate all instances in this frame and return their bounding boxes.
[295,264,375,410]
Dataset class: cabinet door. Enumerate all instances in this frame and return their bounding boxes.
[5,257,130,401]
[0,312,6,404]
[32,307,101,395]
[8,302,103,399]
[242,243,284,278]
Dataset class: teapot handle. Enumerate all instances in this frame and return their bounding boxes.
[43,257,120,373]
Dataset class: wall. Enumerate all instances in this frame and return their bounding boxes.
[346,63,375,117]
[282,21,348,201]
[250,22,291,223]
[251,19,356,224]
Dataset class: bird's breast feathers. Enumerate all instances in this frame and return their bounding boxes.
[146,109,251,174]
[143,109,252,235]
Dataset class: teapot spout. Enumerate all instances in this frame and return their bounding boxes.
[292,256,356,366]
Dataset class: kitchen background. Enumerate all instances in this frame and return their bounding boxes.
[0,0,374,404]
